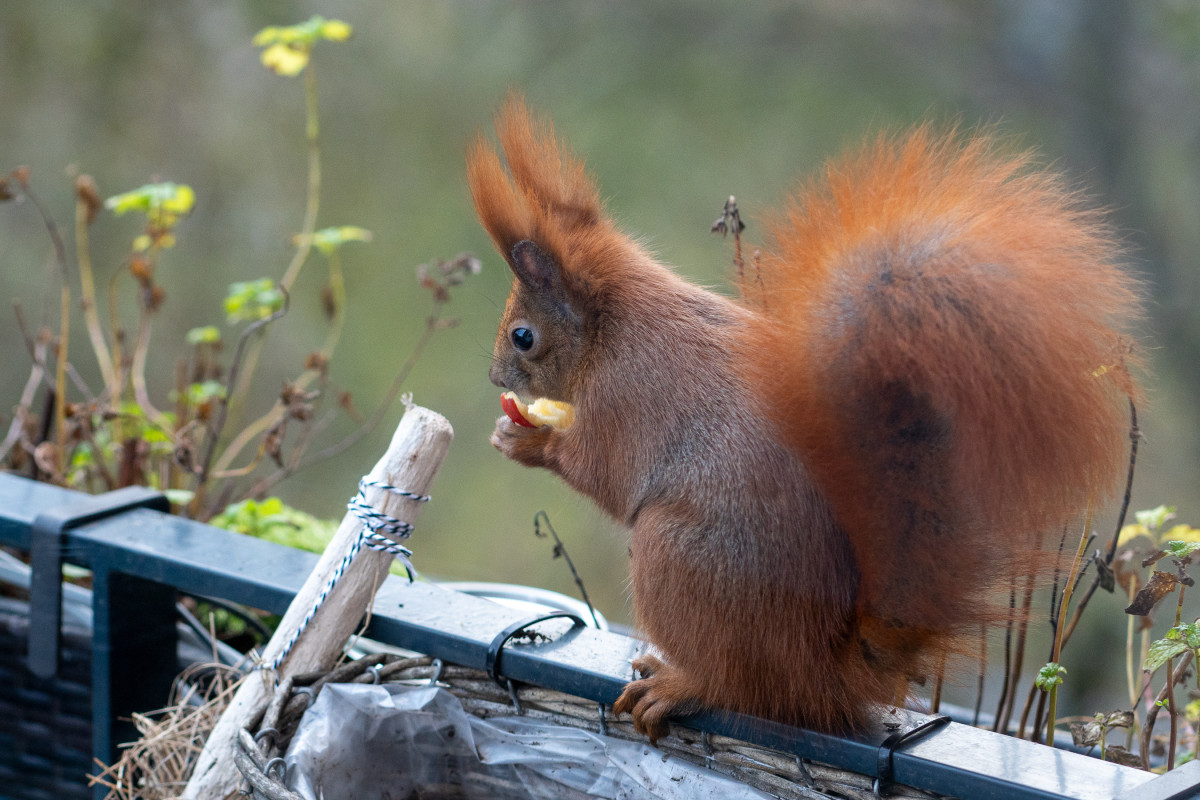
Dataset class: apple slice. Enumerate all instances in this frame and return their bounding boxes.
[501,391,575,430]
[501,391,537,428]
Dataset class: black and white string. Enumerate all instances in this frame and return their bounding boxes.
[261,478,430,672]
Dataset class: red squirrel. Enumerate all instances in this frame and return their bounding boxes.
[469,98,1141,739]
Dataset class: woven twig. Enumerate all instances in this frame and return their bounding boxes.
[231,654,940,800]
[91,662,246,800]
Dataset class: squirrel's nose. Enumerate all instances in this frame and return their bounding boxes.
[488,361,507,389]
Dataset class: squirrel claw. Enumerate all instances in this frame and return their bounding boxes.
[491,415,552,468]
[613,656,701,743]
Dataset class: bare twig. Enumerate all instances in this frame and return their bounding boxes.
[247,304,445,499]
[130,312,168,427]
[1044,509,1094,746]
[534,511,601,629]
[1107,399,1141,564]
[75,175,118,395]
[973,623,986,727]
[224,63,322,434]
[1061,399,1141,647]
[191,292,290,512]
[0,337,48,464]
[1141,650,1194,770]
[13,171,73,478]
[711,195,747,282]
[1008,577,1036,737]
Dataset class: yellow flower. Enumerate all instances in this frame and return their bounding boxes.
[1117,522,1151,547]
[260,42,309,76]
[1161,524,1200,546]
[319,19,352,41]
[253,16,353,76]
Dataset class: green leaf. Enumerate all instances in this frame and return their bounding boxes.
[1144,636,1190,673]
[224,278,284,323]
[186,325,221,345]
[1035,662,1067,691]
[1136,505,1176,532]
[209,497,335,553]
[1168,621,1200,651]
[164,489,195,507]
[105,182,195,225]
[1164,539,1200,560]
[186,381,227,404]
[303,225,373,256]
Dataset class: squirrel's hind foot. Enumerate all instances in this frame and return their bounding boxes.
[613,654,704,743]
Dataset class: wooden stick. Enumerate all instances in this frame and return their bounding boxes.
[181,403,453,799]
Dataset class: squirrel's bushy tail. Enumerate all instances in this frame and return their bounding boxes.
[741,127,1141,678]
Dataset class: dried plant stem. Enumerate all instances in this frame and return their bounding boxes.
[1007,579,1035,736]
[129,311,169,427]
[0,332,48,464]
[930,651,946,715]
[1021,529,1070,742]
[223,64,322,459]
[75,193,117,396]
[1106,399,1140,564]
[1020,400,1140,739]
[246,302,446,499]
[318,249,345,358]
[1141,650,1193,770]
[213,371,318,478]
[280,64,321,293]
[55,279,70,476]
[1059,399,1141,648]
[107,269,127,400]
[534,511,601,629]
[1125,581,1143,746]
[192,298,289,512]
[993,585,1016,732]
[15,173,72,477]
[973,623,987,727]
[1045,508,1093,747]
[1166,585,1188,771]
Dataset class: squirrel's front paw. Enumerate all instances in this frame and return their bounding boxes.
[490,415,553,468]
[612,656,703,743]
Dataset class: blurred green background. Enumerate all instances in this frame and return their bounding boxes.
[3,1,1199,715]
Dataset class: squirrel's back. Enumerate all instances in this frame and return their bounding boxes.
[740,127,1140,674]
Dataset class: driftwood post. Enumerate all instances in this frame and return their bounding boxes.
[182,403,453,800]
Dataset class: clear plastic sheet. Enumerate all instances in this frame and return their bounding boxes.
[285,682,774,799]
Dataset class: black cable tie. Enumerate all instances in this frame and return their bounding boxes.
[28,486,169,680]
[874,713,951,797]
[484,611,585,685]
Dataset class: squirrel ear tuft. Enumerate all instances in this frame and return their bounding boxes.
[510,240,560,293]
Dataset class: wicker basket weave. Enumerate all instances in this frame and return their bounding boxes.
[0,598,93,800]
[235,653,940,800]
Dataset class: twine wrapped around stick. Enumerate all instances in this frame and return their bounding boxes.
[182,403,453,800]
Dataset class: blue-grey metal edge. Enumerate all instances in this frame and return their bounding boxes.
[0,473,1193,800]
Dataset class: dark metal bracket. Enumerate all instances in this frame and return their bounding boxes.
[27,485,169,679]
[484,610,586,685]
[874,712,951,796]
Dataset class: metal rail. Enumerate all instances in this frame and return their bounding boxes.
[0,473,1194,800]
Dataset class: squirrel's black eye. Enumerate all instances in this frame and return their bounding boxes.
[511,327,535,352]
